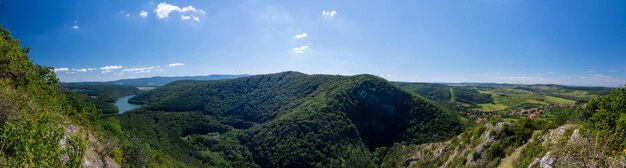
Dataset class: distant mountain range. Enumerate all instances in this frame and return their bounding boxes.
[106,74,250,87]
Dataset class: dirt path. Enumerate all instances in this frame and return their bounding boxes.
[497,142,528,168]
[497,130,542,168]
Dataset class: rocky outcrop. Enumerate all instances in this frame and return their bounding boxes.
[60,124,120,168]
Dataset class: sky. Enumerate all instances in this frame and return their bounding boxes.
[1,0,625,87]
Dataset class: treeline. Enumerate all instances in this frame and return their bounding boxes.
[61,82,140,103]
[514,84,611,102]
[396,82,493,112]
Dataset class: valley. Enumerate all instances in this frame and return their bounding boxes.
[55,72,618,167]
[1,3,626,166]
[47,69,618,167]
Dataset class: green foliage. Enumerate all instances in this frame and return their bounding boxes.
[396,83,453,102]
[61,82,140,103]
[122,72,462,167]
[454,87,494,104]
[579,86,626,150]
[97,111,255,167]
[515,84,611,102]
[0,25,91,167]
[128,80,208,104]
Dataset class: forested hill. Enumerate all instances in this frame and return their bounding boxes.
[0,26,117,166]
[120,71,462,167]
[108,74,249,87]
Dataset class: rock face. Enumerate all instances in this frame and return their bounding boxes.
[395,122,509,168]
[392,123,626,168]
[60,124,120,168]
[539,152,555,168]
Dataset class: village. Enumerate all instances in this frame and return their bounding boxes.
[461,103,577,124]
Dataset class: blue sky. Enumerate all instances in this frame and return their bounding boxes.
[1,0,625,86]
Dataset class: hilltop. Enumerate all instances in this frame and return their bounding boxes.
[98,71,463,167]
[107,74,249,87]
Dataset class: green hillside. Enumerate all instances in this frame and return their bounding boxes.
[397,83,610,113]
[0,26,118,166]
[60,82,142,114]
[108,74,249,87]
[61,82,141,103]
[106,72,463,167]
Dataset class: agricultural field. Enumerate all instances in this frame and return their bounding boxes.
[477,86,586,112]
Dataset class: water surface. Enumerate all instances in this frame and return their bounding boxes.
[114,95,141,114]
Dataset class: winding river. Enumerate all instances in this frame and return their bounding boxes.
[114,95,141,114]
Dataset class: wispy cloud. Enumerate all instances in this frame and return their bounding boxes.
[181,6,205,14]
[322,10,337,18]
[467,72,626,87]
[139,11,148,18]
[71,20,80,30]
[293,33,308,39]
[73,68,96,72]
[122,66,156,73]
[293,45,309,54]
[154,2,204,22]
[100,65,123,73]
[54,67,69,72]
[168,63,184,67]
[181,15,200,22]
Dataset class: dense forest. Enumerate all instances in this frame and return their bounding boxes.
[102,72,464,167]
[61,82,141,103]
[59,82,141,114]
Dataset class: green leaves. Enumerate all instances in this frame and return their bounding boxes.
[0,25,92,167]
[580,86,626,150]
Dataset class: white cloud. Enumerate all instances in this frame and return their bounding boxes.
[100,65,123,73]
[168,63,184,67]
[322,10,337,18]
[181,6,205,14]
[122,66,156,73]
[154,2,204,22]
[293,33,308,39]
[73,68,96,72]
[54,67,69,72]
[155,2,181,19]
[181,15,200,22]
[293,45,309,54]
[140,11,148,18]
[72,25,79,29]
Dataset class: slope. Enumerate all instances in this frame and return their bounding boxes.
[118,71,462,167]
[0,25,118,166]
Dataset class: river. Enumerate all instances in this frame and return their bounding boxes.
[114,95,141,114]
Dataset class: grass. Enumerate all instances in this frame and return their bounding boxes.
[544,96,576,104]
[478,88,577,112]
[480,103,509,112]
[449,88,456,103]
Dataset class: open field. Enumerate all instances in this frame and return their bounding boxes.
[478,87,577,112]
